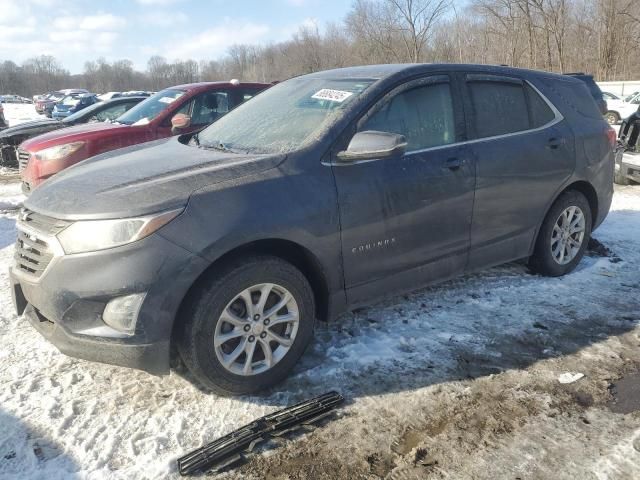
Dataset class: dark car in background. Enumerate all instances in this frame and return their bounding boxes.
[0,96,145,168]
[11,64,614,395]
[52,93,99,120]
[19,81,268,191]
[565,73,607,115]
[615,108,640,184]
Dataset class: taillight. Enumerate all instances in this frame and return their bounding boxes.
[606,127,617,148]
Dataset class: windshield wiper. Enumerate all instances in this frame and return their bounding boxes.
[199,141,237,153]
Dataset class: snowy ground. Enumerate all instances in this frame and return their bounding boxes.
[0,183,638,480]
[0,101,639,479]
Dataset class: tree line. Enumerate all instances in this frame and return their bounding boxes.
[1,0,639,97]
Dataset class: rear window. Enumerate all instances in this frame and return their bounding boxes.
[467,77,559,139]
[468,79,530,137]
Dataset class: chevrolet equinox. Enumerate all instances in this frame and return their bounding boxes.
[11,64,615,395]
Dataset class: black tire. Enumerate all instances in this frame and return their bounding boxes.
[605,111,620,125]
[529,190,592,277]
[176,255,315,396]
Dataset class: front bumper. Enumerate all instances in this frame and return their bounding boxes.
[615,148,640,183]
[10,231,209,375]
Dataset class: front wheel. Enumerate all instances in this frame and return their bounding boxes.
[529,191,592,277]
[177,255,315,395]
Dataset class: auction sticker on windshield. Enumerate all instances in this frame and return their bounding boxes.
[311,89,353,103]
[158,97,178,104]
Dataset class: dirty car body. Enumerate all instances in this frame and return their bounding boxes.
[11,64,614,393]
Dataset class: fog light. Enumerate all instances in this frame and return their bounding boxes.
[102,293,146,334]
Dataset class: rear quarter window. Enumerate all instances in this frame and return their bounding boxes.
[538,77,603,121]
[525,83,555,127]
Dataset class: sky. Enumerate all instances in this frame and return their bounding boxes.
[0,0,353,74]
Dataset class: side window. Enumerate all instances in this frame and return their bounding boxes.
[525,84,555,128]
[190,91,230,126]
[360,82,455,151]
[468,80,529,138]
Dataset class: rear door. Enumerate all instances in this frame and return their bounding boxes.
[461,73,575,270]
[332,75,476,304]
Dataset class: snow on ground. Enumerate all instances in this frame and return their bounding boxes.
[0,183,639,479]
[0,181,24,212]
[2,103,43,128]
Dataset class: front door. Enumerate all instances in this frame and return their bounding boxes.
[331,75,476,305]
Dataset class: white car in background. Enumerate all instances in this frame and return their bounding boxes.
[603,91,640,125]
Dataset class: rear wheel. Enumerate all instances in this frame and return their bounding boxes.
[605,111,620,125]
[177,255,315,395]
[529,191,592,277]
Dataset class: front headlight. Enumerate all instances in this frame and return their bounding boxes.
[57,209,182,254]
[35,142,85,162]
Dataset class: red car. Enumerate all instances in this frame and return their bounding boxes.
[19,81,268,193]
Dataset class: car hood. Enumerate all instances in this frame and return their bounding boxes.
[0,119,62,140]
[25,137,286,220]
[21,122,132,150]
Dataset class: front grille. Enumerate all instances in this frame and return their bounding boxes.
[17,148,30,172]
[15,208,70,279]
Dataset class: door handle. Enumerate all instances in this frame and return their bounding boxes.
[547,137,565,149]
[444,157,464,171]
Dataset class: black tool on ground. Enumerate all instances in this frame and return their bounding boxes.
[177,391,344,476]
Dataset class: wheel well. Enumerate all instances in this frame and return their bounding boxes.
[175,239,330,332]
[563,180,598,223]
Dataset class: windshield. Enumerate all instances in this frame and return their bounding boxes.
[63,100,105,123]
[624,92,640,102]
[61,95,81,106]
[115,88,185,126]
[197,77,375,154]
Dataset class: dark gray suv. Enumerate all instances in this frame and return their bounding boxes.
[11,64,615,395]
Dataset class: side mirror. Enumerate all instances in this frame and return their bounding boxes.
[337,131,407,163]
[171,113,191,131]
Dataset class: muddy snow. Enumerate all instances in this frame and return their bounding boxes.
[0,119,638,478]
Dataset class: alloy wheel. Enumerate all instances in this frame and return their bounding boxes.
[213,283,299,376]
[550,206,586,265]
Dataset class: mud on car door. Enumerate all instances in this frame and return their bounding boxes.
[331,74,475,305]
[460,74,575,269]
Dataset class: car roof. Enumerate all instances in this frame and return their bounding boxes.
[100,96,146,103]
[302,63,578,83]
[168,81,270,92]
